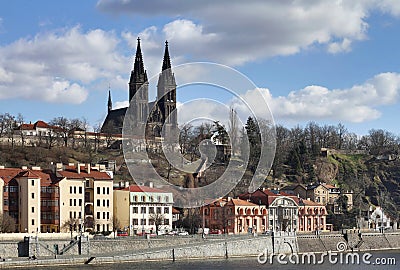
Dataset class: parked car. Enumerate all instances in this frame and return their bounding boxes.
[209,229,223,235]
[177,231,189,236]
[93,234,106,240]
[117,230,128,237]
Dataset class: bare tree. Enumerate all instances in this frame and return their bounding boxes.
[112,215,121,238]
[16,113,25,147]
[61,218,79,240]
[50,116,70,147]
[149,212,165,235]
[228,107,239,156]
[0,212,16,232]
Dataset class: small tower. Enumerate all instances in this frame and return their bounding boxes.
[107,87,112,113]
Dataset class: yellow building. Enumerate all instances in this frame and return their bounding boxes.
[57,163,114,233]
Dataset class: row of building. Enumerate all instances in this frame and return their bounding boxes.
[202,189,328,234]
[0,163,330,235]
[1,162,389,235]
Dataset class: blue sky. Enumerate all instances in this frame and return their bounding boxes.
[0,0,400,135]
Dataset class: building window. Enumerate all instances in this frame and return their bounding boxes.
[164,207,169,214]
[74,199,77,206]
[141,207,146,214]
[70,186,73,194]
[74,186,77,194]
[165,196,169,203]
[97,200,100,207]
[97,187,101,194]
[157,207,161,214]
[141,196,146,202]
[164,219,169,225]
[107,212,110,220]
[133,196,137,202]
[97,212,100,219]
[141,219,146,225]
[103,200,106,207]
[97,224,100,231]
[70,212,72,218]
[149,207,154,214]
[132,207,138,214]
[70,199,73,206]
[103,212,106,219]
[79,199,82,206]
[31,193,34,199]
[31,180,35,186]
[78,212,82,219]
[106,187,110,195]
[79,187,82,194]
[103,187,106,194]
[106,200,109,207]
[32,207,34,213]
[32,219,35,226]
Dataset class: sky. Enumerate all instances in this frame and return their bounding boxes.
[0,0,400,135]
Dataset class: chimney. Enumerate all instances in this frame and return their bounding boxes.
[22,166,28,170]
[32,166,41,171]
[125,181,129,188]
[0,165,4,169]
[87,164,91,174]
[69,163,74,167]
[56,163,63,171]
[149,182,154,188]
[77,163,81,174]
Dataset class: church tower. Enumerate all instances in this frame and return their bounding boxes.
[129,38,149,127]
[156,41,178,135]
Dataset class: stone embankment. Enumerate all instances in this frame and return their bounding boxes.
[0,231,399,268]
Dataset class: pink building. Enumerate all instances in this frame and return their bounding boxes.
[298,198,327,232]
[202,198,267,234]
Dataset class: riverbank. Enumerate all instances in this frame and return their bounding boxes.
[0,232,399,268]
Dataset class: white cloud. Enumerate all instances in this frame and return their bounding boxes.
[233,72,400,123]
[114,100,129,109]
[0,26,129,104]
[96,0,400,65]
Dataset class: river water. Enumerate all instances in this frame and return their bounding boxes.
[14,251,399,270]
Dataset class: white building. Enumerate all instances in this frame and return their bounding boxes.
[114,184,173,235]
[369,206,392,231]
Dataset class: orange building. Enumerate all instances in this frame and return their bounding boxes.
[298,198,327,232]
[201,197,267,234]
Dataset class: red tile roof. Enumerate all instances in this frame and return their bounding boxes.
[19,123,35,130]
[128,185,168,193]
[0,168,59,186]
[300,199,324,206]
[57,168,111,180]
[229,198,258,207]
[34,120,50,128]
[0,168,22,184]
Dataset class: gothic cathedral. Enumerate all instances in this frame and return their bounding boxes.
[101,38,178,138]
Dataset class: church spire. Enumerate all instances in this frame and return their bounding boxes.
[133,37,147,80]
[107,85,112,113]
[162,40,171,71]
[129,37,148,102]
